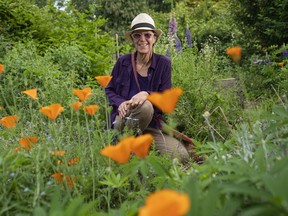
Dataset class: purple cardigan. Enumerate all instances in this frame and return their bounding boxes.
[105,52,172,128]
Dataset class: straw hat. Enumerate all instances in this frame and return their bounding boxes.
[125,13,163,42]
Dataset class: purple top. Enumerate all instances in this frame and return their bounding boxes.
[105,52,172,128]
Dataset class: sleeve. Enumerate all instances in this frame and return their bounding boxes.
[105,59,126,108]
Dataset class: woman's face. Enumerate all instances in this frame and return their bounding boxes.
[131,30,157,54]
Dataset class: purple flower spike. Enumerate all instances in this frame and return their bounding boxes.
[282,47,288,59]
[174,34,182,52]
[185,27,193,48]
[168,17,177,35]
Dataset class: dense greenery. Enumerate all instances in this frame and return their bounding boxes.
[0,0,287,215]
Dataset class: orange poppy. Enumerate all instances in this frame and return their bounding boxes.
[147,88,183,114]
[51,173,63,183]
[39,104,64,120]
[65,175,76,188]
[100,136,135,164]
[0,115,19,128]
[226,46,242,63]
[18,136,38,151]
[73,87,92,102]
[95,76,112,88]
[21,88,37,100]
[83,105,99,116]
[70,101,82,111]
[0,64,4,74]
[51,150,66,156]
[278,62,285,67]
[130,134,154,159]
[68,157,79,166]
[138,189,191,216]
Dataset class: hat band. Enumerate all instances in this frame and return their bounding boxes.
[131,23,155,31]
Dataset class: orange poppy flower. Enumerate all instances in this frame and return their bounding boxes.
[83,105,99,116]
[51,150,66,156]
[130,134,154,159]
[65,175,76,188]
[95,76,112,88]
[147,88,183,114]
[226,46,242,63]
[70,101,82,111]
[51,173,63,183]
[39,104,64,120]
[21,88,37,100]
[0,64,4,74]
[14,146,21,152]
[73,87,92,102]
[68,157,79,166]
[100,136,135,164]
[278,62,285,67]
[18,136,38,151]
[138,189,191,216]
[0,115,19,128]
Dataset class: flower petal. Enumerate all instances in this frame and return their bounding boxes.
[95,76,112,88]
[83,105,99,116]
[73,87,92,102]
[22,88,37,100]
[131,134,154,159]
[100,136,135,164]
[0,115,19,128]
[147,88,183,114]
[139,189,190,216]
[39,104,64,120]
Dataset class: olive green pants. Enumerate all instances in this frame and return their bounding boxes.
[113,100,189,162]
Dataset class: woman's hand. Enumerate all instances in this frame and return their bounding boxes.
[118,101,132,118]
[130,91,149,107]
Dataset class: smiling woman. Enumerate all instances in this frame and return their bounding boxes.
[105,13,190,163]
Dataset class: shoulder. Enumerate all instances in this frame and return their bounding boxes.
[116,53,132,64]
[153,53,171,64]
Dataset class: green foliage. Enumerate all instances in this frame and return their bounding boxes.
[229,0,288,49]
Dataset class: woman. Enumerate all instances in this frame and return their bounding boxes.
[105,13,189,162]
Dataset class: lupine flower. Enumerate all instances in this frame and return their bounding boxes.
[265,57,271,64]
[100,136,135,164]
[0,115,19,128]
[73,87,92,102]
[51,150,66,156]
[147,88,183,114]
[70,101,82,111]
[138,189,191,216]
[282,47,288,59]
[226,46,242,63]
[0,64,4,74]
[39,104,64,120]
[18,136,38,151]
[185,27,193,48]
[130,134,154,159]
[174,35,182,52]
[95,76,112,88]
[22,88,37,100]
[168,17,177,35]
[83,105,99,116]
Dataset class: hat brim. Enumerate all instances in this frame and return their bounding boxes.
[124,28,163,42]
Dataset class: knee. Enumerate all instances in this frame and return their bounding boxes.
[140,100,153,114]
